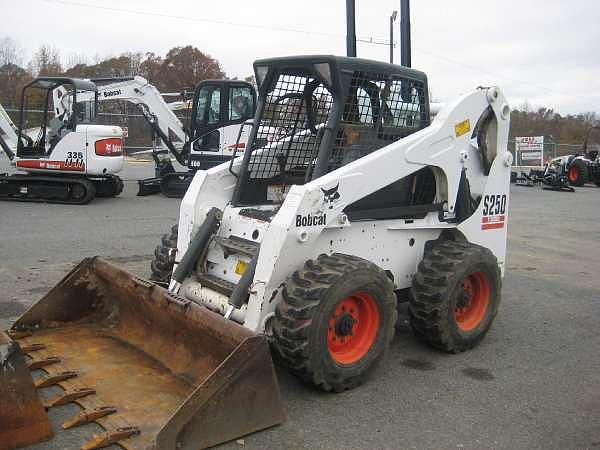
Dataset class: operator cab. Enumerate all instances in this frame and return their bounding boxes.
[232,55,435,219]
[188,80,256,169]
[17,77,98,158]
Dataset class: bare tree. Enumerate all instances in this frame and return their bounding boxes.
[65,52,89,70]
[28,44,62,76]
[0,36,22,67]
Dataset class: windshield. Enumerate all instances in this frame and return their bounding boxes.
[248,74,333,180]
[195,86,221,125]
[237,66,428,206]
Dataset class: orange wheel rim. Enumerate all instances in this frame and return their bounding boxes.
[455,272,491,332]
[568,167,579,182]
[327,292,380,365]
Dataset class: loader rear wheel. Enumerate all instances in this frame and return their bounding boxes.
[409,240,501,353]
[272,253,396,392]
[150,223,178,283]
[568,159,588,186]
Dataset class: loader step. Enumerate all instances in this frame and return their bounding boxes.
[239,208,277,222]
[214,235,260,258]
[196,272,237,296]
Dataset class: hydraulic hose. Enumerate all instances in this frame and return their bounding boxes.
[169,207,221,293]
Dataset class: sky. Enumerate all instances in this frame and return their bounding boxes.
[1,0,599,114]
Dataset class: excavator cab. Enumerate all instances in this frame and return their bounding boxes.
[17,77,98,157]
[188,80,256,169]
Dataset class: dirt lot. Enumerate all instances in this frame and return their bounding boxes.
[1,160,599,450]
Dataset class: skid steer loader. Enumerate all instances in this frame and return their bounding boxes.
[1,55,511,449]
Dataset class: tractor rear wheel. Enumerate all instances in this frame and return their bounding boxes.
[409,240,501,353]
[150,223,178,284]
[272,253,397,392]
[568,159,588,186]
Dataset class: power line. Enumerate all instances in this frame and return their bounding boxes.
[40,0,393,46]
[412,47,599,110]
[33,0,600,111]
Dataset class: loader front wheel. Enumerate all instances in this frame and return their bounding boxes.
[273,253,397,392]
[150,223,178,284]
[409,240,501,353]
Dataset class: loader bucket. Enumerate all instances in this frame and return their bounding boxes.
[3,257,286,450]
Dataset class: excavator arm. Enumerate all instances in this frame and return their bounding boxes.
[53,76,190,166]
[0,102,19,160]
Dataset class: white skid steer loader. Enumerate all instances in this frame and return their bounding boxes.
[1,55,511,449]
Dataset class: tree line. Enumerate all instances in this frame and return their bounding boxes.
[0,37,231,107]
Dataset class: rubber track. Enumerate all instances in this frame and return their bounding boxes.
[0,174,96,204]
[93,175,124,198]
[272,253,397,392]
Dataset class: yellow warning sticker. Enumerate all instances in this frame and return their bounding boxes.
[235,260,248,275]
[455,119,471,138]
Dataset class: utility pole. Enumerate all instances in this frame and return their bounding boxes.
[346,0,357,57]
[400,0,411,67]
[389,10,398,64]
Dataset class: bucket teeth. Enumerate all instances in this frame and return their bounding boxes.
[81,426,140,450]
[35,370,77,388]
[8,330,32,339]
[62,406,117,430]
[21,343,46,352]
[27,356,61,370]
[46,387,96,408]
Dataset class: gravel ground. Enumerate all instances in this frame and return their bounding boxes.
[1,159,599,450]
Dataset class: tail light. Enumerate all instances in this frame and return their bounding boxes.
[95,138,123,157]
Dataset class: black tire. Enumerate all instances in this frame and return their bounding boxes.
[150,223,178,283]
[594,178,600,188]
[272,253,397,392]
[568,159,588,186]
[409,240,501,353]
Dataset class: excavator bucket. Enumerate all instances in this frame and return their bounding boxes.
[2,257,286,450]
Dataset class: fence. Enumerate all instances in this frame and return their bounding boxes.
[3,104,191,155]
[508,139,596,168]
[3,107,593,163]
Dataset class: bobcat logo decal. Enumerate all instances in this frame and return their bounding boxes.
[321,183,341,209]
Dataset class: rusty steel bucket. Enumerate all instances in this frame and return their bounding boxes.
[1,257,285,450]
